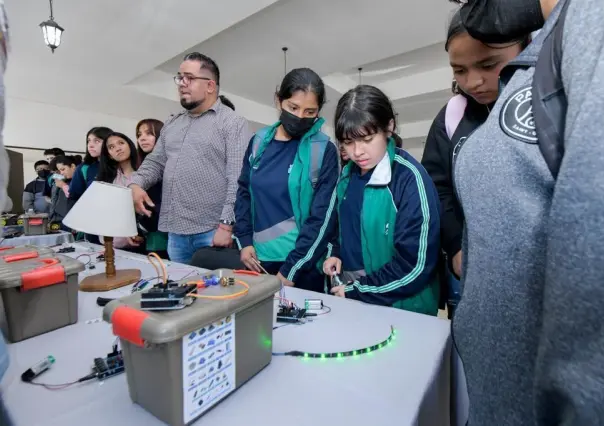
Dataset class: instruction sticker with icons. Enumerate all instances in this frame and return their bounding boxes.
[182,314,236,423]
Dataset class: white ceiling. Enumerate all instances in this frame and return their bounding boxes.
[5,0,459,153]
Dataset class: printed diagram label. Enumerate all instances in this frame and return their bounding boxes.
[182,314,235,423]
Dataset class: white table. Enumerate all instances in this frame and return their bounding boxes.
[1,243,452,426]
[0,231,74,248]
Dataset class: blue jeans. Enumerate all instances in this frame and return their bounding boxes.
[168,230,216,265]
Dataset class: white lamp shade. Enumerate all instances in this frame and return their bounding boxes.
[63,182,138,238]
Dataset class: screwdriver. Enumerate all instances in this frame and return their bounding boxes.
[331,266,344,287]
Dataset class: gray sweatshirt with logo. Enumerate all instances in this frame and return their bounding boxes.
[453,0,604,424]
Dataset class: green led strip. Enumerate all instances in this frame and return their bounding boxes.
[282,326,396,359]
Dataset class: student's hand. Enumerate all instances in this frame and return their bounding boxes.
[322,257,342,276]
[131,184,154,217]
[212,227,233,248]
[55,179,66,189]
[331,285,345,298]
[61,184,70,198]
[127,236,143,247]
[276,272,294,287]
[241,246,261,273]
[452,251,462,278]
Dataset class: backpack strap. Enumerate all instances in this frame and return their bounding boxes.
[532,0,571,179]
[445,95,468,140]
[309,132,330,187]
[81,164,89,182]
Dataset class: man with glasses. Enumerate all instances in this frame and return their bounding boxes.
[130,52,250,264]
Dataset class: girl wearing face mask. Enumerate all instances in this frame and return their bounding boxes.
[98,132,143,250]
[234,68,339,292]
[49,155,77,230]
[421,11,529,289]
[135,119,168,258]
[68,126,113,202]
[324,85,441,315]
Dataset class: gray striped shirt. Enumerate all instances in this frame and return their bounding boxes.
[132,98,250,235]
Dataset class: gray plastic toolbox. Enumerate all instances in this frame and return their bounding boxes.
[103,269,281,426]
[0,246,85,342]
[20,212,49,236]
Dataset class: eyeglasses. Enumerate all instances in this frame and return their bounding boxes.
[174,75,212,86]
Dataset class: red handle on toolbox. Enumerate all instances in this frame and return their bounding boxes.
[3,251,39,262]
[28,219,43,226]
[112,306,149,347]
[21,265,65,291]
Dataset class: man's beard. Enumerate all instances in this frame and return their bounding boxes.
[180,98,202,111]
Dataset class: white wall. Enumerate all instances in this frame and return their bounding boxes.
[4,96,146,184]
[5,97,140,153]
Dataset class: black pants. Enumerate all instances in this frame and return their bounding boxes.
[262,261,325,294]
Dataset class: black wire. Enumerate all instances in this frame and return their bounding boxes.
[76,254,92,267]
[273,323,292,331]
[27,373,97,391]
[318,305,331,315]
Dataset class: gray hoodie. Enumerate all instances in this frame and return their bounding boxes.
[453,0,604,424]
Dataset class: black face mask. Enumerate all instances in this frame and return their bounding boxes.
[459,0,544,44]
[280,110,316,140]
[37,170,50,179]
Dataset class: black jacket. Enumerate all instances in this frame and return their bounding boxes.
[421,95,490,259]
[138,181,163,233]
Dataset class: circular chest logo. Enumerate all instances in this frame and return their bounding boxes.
[500,86,538,144]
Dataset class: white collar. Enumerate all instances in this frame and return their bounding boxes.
[366,150,392,186]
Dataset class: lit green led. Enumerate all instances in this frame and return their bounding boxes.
[296,327,395,361]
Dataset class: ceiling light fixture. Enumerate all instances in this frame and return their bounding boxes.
[282,47,288,77]
[39,0,64,53]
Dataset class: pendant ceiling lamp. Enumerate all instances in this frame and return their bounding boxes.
[39,0,64,53]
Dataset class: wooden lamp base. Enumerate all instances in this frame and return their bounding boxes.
[80,269,141,292]
[79,236,142,292]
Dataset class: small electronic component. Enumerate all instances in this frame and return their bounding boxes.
[330,266,344,287]
[93,351,125,380]
[56,246,75,253]
[140,281,197,311]
[219,277,236,287]
[202,275,220,287]
[304,299,323,311]
[276,306,306,323]
[21,355,55,382]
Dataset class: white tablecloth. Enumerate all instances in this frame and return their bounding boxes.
[1,243,452,426]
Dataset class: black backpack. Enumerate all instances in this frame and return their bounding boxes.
[532,0,571,179]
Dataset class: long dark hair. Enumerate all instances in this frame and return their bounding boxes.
[445,9,530,52]
[84,127,113,165]
[335,85,397,143]
[135,119,164,161]
[98,132,139,183]
[276,68,326,111]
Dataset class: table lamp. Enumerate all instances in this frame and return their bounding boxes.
[63,181,141,292]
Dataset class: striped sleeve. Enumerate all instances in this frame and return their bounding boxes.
[344,155,441,306]
[281,142,339,282]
